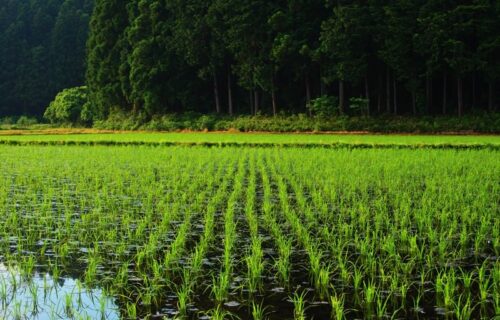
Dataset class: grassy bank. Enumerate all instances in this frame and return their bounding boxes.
[0,131,499,150]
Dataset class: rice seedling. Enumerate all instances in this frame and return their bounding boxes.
[251,301,268,320]
[452,294,475,320]
[376,294,391,319]
[176,284,191,315]
[291,291,307,320]
[65,292,74,318]
[126,302,137,319]
[211,271,231,303]
[0,144,496,319]
[329,292,345,320]
[204,305,238,320]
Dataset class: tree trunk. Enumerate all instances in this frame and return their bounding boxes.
[442,72,447,115]
[472,73,476,109]
[393,78,398,115]
[489,80,494,112]
[254,89,259,114]
[271,78,277,116]
[320,69,325,96]
[386,68,391,113]
[457,76,463,117]
[426,75,430,114]
[306,74,311,102]
[306,74,312,116]
[412,89,417,115]
[249,90,254,115]
[365,75,370,116]
[213,72,220,113]
[377,74,382,113]
[339,79,345,114]
[227,70,233,115]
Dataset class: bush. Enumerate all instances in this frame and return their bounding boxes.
[307,95,339,117]
[44,86,88,124]
[0,117,15,125]
[93,111,500,133]
[349,97,370,115]
[16,116,38,127]
[16,116,38,128]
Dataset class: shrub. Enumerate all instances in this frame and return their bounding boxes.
[44,86,88,124]
[0,117,15,125]
[307,95,339,117]
[349,97,370,115]
[93,111,500,133]
[16,116,38,127]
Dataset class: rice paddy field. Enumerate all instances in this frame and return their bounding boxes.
[0,132,498,319]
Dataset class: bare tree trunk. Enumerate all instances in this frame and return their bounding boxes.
[254,89,259,114]
[339,79,345,114]
[386,68,391,113]
[271,78,277,116]
[227,70,233,115]
[377,74,382,113]
[472,73,476,109]
[271,91,277,116]
[306,74,312,116]
[457,76,463,117]
[306,75,311,104]
[442,72,447,115]
[393,78,398,115]
[365,75,370,116]
[213,72,220,113]
[426,74,431,114]
[489,80,494,112]
[412,90,417,115]
[320,69,325,96]
[249,90,254,115]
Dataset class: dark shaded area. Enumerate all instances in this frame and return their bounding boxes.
[0,0,93,117]
[86,1,500,119]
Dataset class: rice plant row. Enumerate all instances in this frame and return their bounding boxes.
[0,145,498,319]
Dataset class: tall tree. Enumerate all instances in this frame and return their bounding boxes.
[320,2,370,114]
[86,0,128,118]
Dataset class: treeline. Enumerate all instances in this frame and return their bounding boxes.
[86,0,500,120]
[0,0,93,117]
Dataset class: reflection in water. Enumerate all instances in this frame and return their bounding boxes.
[0,263,119,320]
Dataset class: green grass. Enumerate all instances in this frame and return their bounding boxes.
[0,144,498,319]
[0,131,499,148]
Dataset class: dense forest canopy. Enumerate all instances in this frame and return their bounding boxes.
[1,0,499,120]
[0,0,93,117]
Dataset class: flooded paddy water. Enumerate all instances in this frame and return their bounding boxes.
[0,145,498,319]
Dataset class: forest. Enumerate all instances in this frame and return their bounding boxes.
[1,0,499,122]
[0,0,93,117]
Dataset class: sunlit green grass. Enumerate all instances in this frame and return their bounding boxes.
[0,131,499,146]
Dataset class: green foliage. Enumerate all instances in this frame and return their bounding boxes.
[2,0,500,122]
[16,116,38,127]
[349,97,370,115]
[92,112,500,133]
[81,0,500,121]
[0,0,92,117]
[44,87,89,124]
[307,96,339,117]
